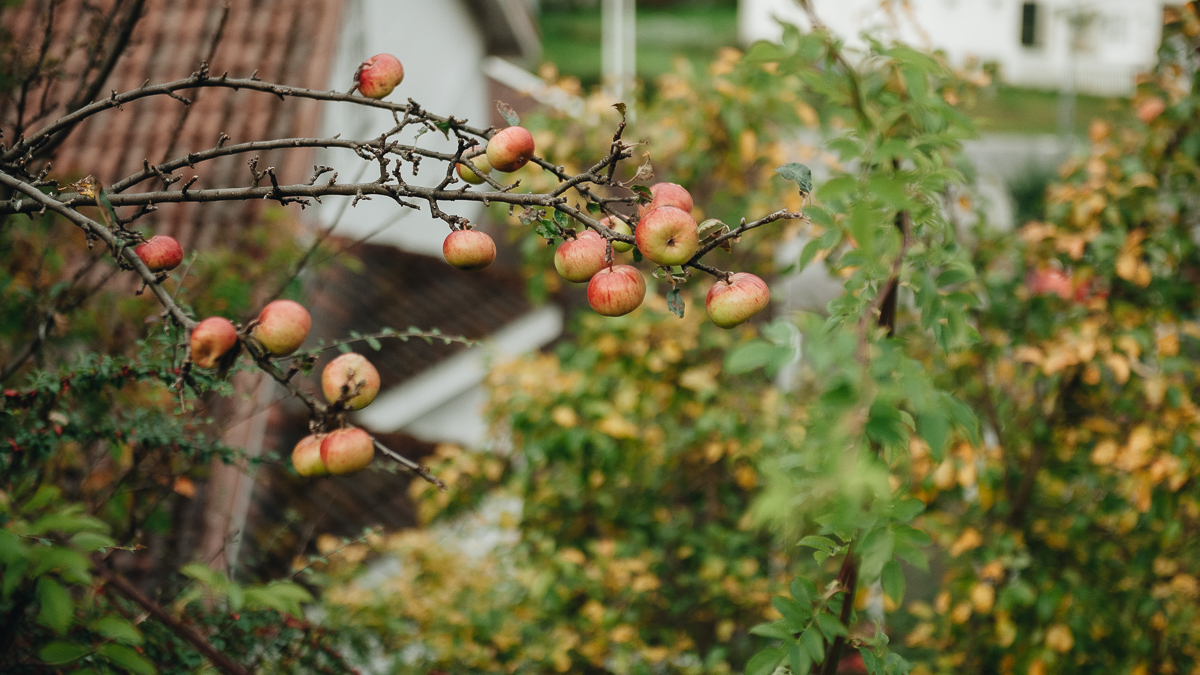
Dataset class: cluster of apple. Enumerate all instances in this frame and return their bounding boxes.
[187,296,384,478]
[441,126,538,272]
[352,52,771,329]
[291,351,382,479]
[566,182,770,328]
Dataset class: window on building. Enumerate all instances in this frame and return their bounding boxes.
[1021,2,1041,47]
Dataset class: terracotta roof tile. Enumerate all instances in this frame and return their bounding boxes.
[305,238,533,391]
[2,0,345,249]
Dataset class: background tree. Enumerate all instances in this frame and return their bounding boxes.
[0,2,801,673]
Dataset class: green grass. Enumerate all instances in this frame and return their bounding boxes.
[966,85,1130,135]
[538,8,1131,136]
[539,7,740,89]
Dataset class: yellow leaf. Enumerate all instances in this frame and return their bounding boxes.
[949,528,984,557]
[970,583,995,613]
[610,624,637,643]
[950,601,973,624]
[1046,624,1074,653]
[552,406,578,428]
[1090,439,1119,466]
[1014,345,1044,365]
[1117,425,1154,471]
[1105,354,1130,384]
[597,415,638,439]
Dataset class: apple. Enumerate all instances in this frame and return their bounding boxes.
[601,217,634,252]
[554,230,607,283]
[457,154,492,184]
[636,205,699,266]
[1138,97,1166,124]
[442,230,496,271]
[134,235,183,272]
[355,54,404,99]
[486,126,535,172]
[1027,268,1074,301]
[322,352,381,410]
[587,265,646,317]
[706,272,770,328]
[291,434,328,477]
[320,428,375,475]
[646,182,693,213]
[251,299,311,356]
[190,317,238,369]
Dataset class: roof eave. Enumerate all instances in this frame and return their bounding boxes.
[465,0,542,67]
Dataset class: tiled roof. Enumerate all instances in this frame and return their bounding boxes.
[304,237,533,391]
[1,0,344,250]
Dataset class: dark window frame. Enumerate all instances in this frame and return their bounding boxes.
[1021,2,1041,48]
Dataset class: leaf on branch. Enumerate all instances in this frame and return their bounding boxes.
[38,642,89,665]
[630,184,652,202]
[535,219,561,242]
[698,218,734,252]
[433,120,452,139]
[612,102,627,120]
[775,162,813,195]
[496,100,520,126]
[666,288,685,318]
[518,207,543,226]
[552,210,573,231]
[622,152,654,186]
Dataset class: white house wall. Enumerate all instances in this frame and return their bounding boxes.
[739,0,1166,96]
[315,0,490,256]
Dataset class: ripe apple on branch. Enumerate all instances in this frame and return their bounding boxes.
[0,51,806,487]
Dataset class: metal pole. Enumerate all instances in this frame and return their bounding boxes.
[602,0,636,105]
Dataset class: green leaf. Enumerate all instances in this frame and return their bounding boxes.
[775,162,813,194]
[37,577,73,634]
[789,644,813,675]
[882,560,905,604]
[866,176,909,209]
[98,643,156,675]
[725,341,776,375]
[0,529,26,565]
[496,100,520,127]
[91,616,143,645]
[800,626,825,664]
[818,175,857,203]
[798,535,837,553]
[750,620,795,641]
[858,527,895,579]
[630,184,652,200]
[815,612,848,639]
[70,532,115,553]
[797,238,823,272]
[916,411,950,460]
[30,512,109,536]
[23,485,61,513]
[243,581,313,616]
[666,287,685,319]
[935,264,974,287]
[745,647,785,675]
[772,596,814,628]
[39,641,90,665]
[790,577,817,605]
[744,40,789,64]
[889,499,926,523]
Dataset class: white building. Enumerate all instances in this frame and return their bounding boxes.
[739,0,1168,96]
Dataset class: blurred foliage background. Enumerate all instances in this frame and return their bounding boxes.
[5,2,1200,674]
